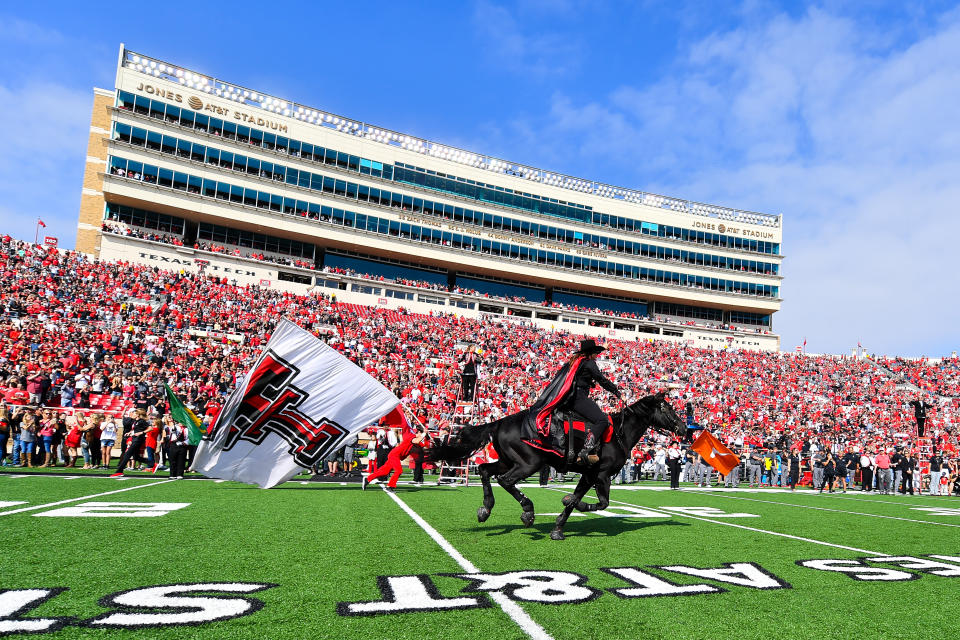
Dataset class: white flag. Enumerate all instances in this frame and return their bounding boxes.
[192,319,398,488]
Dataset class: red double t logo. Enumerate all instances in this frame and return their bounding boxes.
[222,351,348,467]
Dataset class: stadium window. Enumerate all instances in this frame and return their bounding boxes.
[114,122,132,143]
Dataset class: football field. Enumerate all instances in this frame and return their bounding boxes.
[2,471,959,639]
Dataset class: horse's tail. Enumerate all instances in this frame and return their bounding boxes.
[427,420,499,463]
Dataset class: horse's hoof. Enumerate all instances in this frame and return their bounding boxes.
[477,507,491,523]
[550,529,565,541]
[561,494,576,507]
[520,510,535,527]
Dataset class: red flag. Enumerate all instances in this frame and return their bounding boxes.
[691,430,740,476]
[37,219,46,228]
[380,406,413,434]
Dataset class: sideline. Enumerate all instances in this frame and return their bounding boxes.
[545,488,885,555]
[382,486,554,640]
[819,492,960,508]
[0,479,177,517]
[684,489,960,529]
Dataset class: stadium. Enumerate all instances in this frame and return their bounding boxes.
[81,46,783,352]
[2,35,958,640]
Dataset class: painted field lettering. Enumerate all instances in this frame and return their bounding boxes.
[602,567,720,598]
[596,505,667,518]
[453,571,600,604]
[867,556,960,577]
[911,507,960,517]
[81,583,276,628]
[0,502,27,509]
[656,563,790,590]
[337,575,488,616]
[0,588,70,636]
[35,502,190,518]
[796,559,916,581]
[661,506,759,518]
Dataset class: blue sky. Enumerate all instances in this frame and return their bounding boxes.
[1,1,958,358]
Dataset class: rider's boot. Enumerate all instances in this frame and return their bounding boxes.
[576,432,600,466]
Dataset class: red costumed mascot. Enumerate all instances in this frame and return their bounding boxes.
[362,407,427,490]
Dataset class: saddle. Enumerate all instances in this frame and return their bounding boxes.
[522,411,614,462]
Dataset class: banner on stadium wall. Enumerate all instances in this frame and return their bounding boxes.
[192,319,399,488]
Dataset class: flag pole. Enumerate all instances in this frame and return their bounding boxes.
[399,403,436,445]
[35,219,40,245]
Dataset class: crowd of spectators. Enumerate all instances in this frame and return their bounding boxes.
[101,223,771,334]
[877,356,960,398]
[0,236,957,490]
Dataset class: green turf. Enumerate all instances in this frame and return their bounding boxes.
[1,474,958,639]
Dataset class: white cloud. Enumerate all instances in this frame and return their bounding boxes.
[0,81,92,248]
[480,7,960,357]
[0,19,105,248]
[472,1,584,76]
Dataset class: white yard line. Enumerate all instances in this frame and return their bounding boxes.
[0,479,177,517]
[545,488,885,555]
[382,486,554,640]
[683,489,960,529]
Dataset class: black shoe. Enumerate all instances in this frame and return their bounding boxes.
[576,432,599,466]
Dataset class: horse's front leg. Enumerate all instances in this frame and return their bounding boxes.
[477,461,507,523]
[564,471,610,511]
[576,475,611,512]
[552,473,594,540]
[495,462,540,527]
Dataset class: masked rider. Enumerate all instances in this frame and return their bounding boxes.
[530,339,622,465]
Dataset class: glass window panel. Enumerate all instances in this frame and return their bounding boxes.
[130,127,146,146]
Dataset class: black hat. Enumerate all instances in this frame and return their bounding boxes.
[578,339,606,355]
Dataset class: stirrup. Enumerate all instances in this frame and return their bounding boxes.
[576,432,599,465]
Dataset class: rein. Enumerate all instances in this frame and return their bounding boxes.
[613,402,637,454]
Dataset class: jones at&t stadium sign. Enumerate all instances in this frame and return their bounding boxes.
[135,82,289,132]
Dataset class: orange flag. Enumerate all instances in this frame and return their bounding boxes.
[691,430,740,476]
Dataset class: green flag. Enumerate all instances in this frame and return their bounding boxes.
[165,383,204,446]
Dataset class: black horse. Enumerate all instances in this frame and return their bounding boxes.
[428,392,686,540]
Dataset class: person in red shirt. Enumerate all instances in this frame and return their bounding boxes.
[144,417,162,472]
[874,450,893,494]
[4,383,28,405]
[362,408,427,490]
